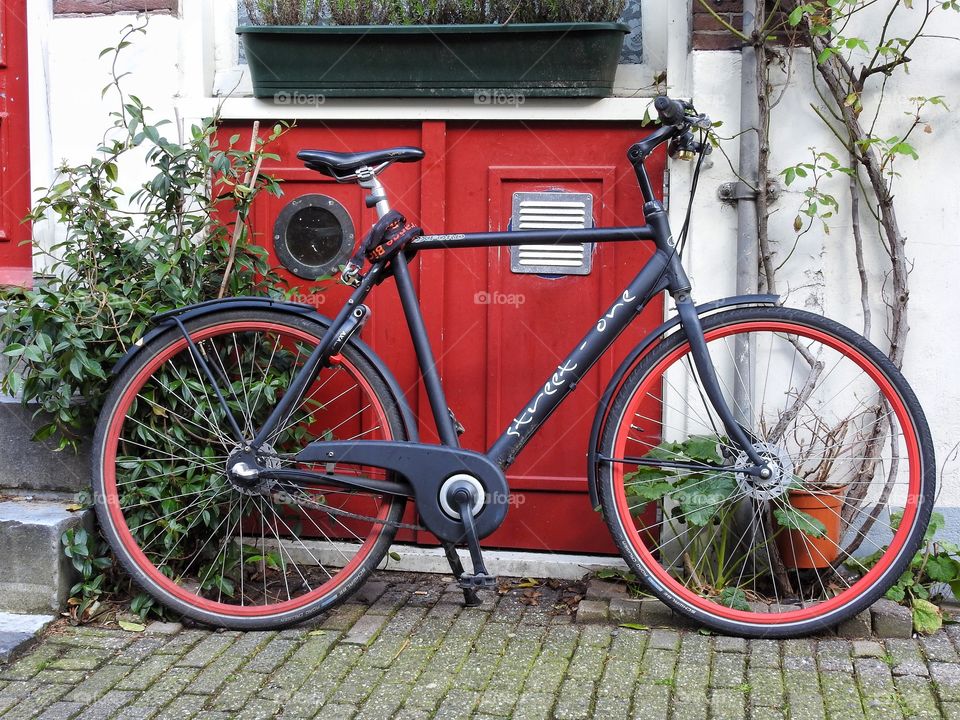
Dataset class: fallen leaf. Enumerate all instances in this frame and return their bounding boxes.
[618,623,649,631]
[118,620,146,632]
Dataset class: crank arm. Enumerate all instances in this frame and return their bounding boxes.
[259,468,412,497]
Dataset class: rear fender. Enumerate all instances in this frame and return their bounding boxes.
[111,296,419,442]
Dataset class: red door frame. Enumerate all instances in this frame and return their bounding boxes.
[0,0,32,286]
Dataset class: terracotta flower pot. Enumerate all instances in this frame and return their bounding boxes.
[777,486,846,570]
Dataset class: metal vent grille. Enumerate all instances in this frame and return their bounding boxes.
[510,192,594,276]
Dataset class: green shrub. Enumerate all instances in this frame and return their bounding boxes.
[0,25,287,450]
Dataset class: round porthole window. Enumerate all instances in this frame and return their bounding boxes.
[273,194,355,280]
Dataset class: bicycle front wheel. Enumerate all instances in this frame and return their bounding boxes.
[598,306,934,637]
[93,309,408,629]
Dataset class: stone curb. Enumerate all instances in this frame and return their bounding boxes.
[577,578,916,638]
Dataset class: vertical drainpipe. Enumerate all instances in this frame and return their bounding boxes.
[734,3,760,421]
[737,3,760,297]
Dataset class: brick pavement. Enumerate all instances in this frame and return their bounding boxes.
[0,571,956,719]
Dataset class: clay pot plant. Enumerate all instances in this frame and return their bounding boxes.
[237,0,630,98]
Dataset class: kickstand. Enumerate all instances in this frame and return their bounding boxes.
[441,542,481,607]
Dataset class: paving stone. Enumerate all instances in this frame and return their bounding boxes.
[748,640,781,669]
[554,679,595,719]
[931,661,960,703]
[630,684,670,720]
[816,639,852,672]
[639,598,673,627]
[242,636,297,674]
[855,657,904,719]
[434,689,479,720]
[748,708,785,720]
[176,633,236,667]
[885,638,929,677]
[871,599,913,639]
[114,652,178,691]
[837,609,872,639]
[715,635,747,653]
[851,639,885,658]
[575,599,608,624]
[747,666,784,708]
[64,663,132,703]
[508,690,555,720]
[819,670,866,720]
[585,578,628,600]
[608,597,642,623]
[647,629,680,651]
[145,621,183,635]
[321,602,368,630]
[895,674,941,720]
[921,633,960,663]
[36,701,83,719]
[710,687,746,720]
[711,651,746,688]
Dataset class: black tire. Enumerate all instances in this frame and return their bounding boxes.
[93,309,408,629]
[597,306,935,638]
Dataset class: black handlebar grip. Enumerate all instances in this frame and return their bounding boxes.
[654,96,687,126]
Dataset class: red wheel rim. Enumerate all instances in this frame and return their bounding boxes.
[611,320,922,625]
[102,320,395,618]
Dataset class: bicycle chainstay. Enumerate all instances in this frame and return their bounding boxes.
[270,487,425,532]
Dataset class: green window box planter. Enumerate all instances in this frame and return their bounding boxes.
[237,23,630,99]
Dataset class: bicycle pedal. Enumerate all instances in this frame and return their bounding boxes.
[459,572,497,590]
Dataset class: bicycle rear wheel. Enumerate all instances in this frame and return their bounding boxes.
[93,309,408,629]
[597,306,934,637]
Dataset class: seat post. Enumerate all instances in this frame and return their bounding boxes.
[357,166,391,219]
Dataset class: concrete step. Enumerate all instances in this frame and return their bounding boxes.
[0,400,89,494]
[0,497,90,614]
[0,612,56,662]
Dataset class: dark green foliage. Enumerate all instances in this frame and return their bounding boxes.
[855,511,957,633]
[255,0,626,26]
[0,24,287,450]
[243,0,322,24]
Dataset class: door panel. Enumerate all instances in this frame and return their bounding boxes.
[0,0,31,285]
[230,119,666,554]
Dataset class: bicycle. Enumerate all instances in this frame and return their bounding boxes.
[92,97,935,637]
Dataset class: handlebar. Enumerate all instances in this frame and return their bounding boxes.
[654,96,689,127]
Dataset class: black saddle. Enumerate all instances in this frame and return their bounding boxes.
[297,146,425,178]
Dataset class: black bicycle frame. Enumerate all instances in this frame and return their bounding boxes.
[245,136,768,472]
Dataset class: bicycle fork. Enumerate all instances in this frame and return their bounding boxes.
[674,295,772,479]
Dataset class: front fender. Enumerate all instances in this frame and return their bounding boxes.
[586,294,779,510]
[110,296,419,442]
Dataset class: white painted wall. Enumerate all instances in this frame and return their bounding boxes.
[683,9,960,508]
[28,4,960,509]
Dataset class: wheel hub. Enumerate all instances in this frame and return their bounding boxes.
[734,441,794,500]
[226,444,281,496]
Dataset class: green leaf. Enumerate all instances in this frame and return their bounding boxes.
[925,556,959,583]
[773,506,827,539]
[673,473,737,526]
[718,587,750,611]
[912,598,942,634]
[118,620,146,632]
[618,623,649,631]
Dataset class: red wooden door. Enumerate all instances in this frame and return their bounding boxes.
[232,119,665,554]
[0,0,31,285]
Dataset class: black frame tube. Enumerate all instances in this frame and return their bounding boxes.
[247,120,769,478]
